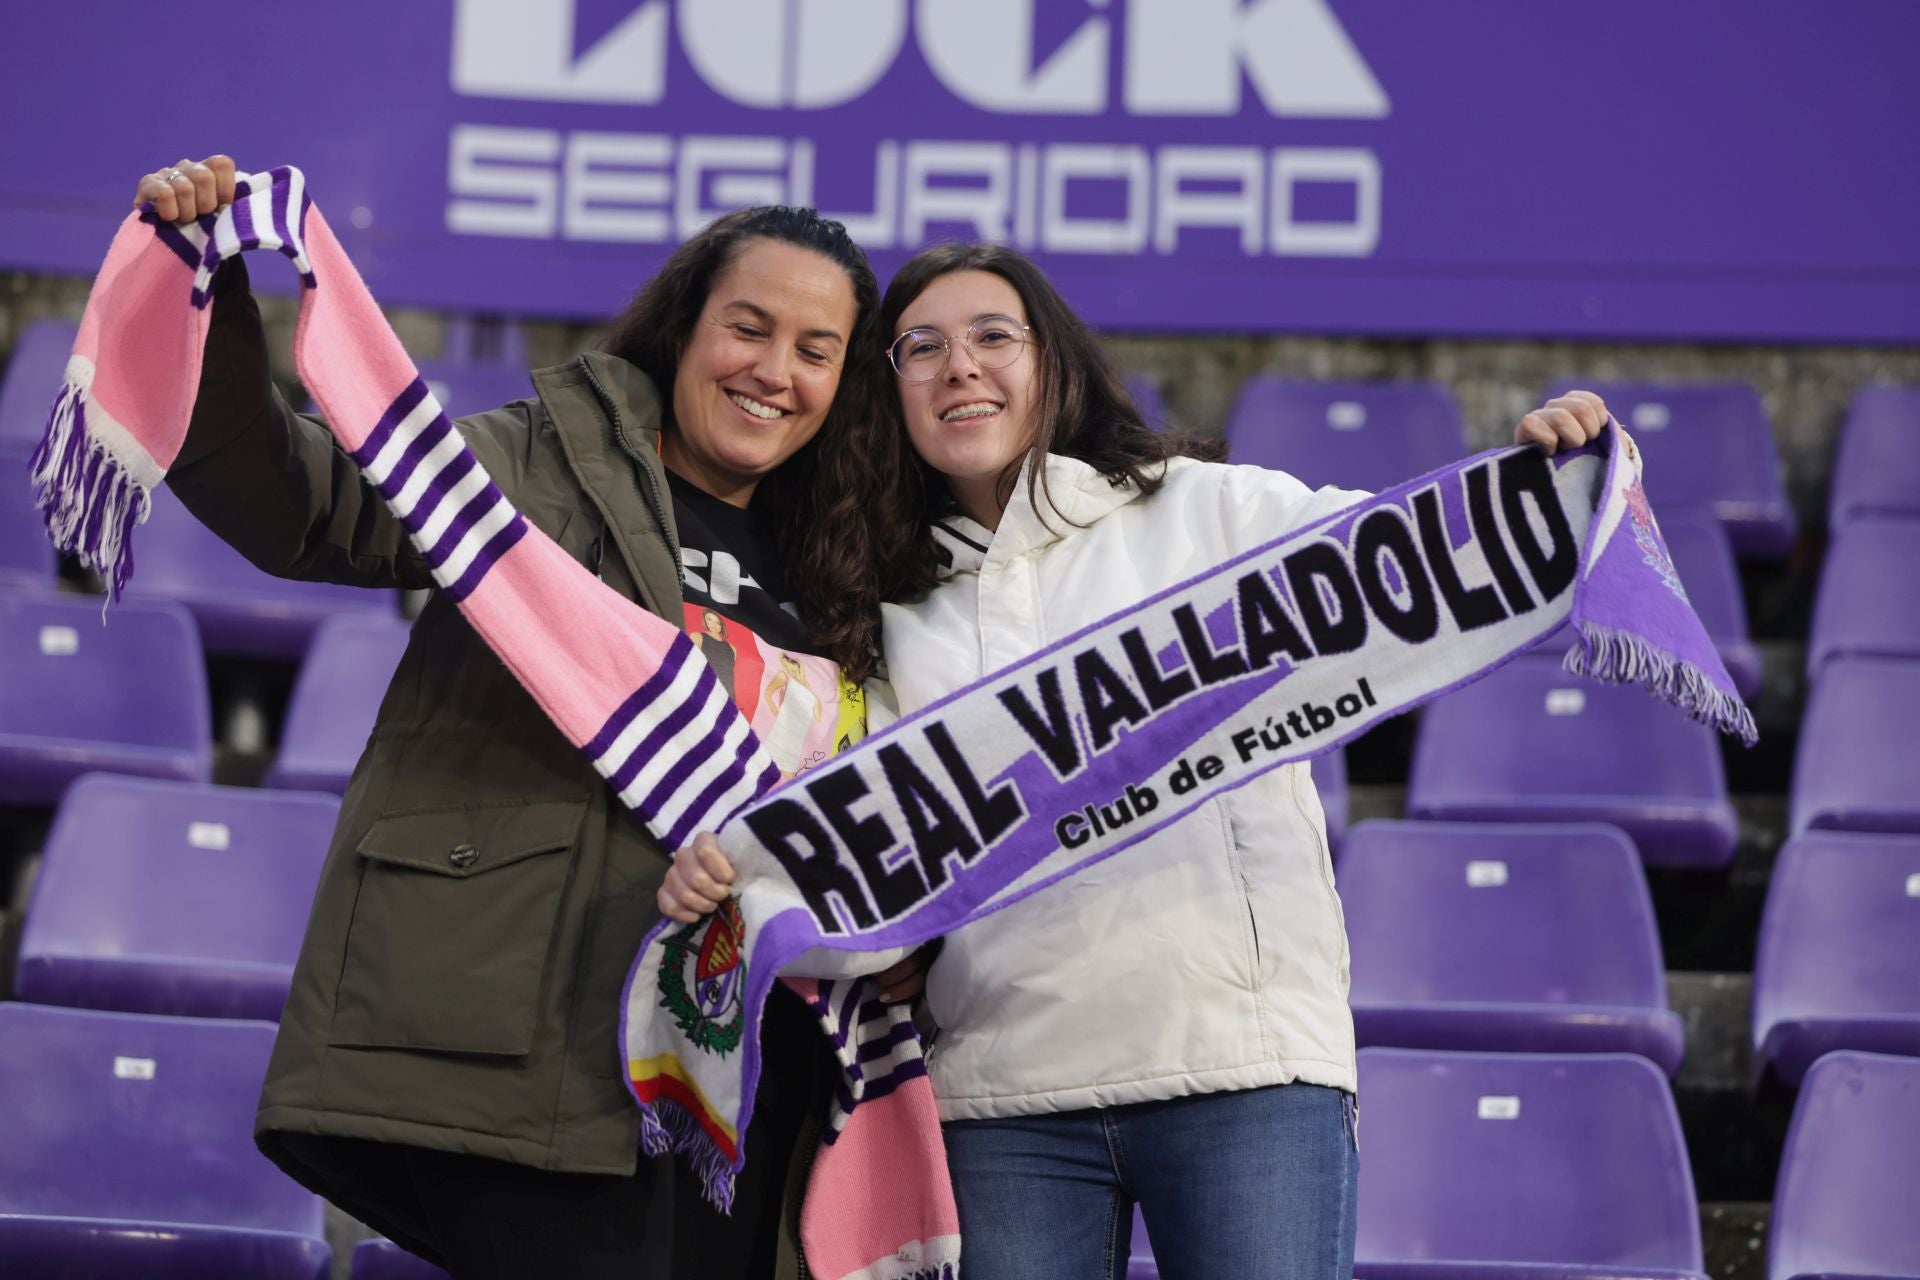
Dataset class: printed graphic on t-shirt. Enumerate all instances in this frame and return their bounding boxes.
[681,603,865,778]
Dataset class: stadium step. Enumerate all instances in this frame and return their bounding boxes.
[1668,971,1794,1203]
[1651,794,1788,973]
[1700,1201,1771,1280]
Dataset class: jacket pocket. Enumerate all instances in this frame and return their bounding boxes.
[331,799,587,1056]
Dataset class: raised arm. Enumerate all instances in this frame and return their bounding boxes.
[136,155,534,590]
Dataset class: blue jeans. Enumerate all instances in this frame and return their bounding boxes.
[942,1083,1358,1280]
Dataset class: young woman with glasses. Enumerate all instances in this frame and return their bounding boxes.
[665,241,1609,1279]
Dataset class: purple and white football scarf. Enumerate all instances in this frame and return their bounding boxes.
[36,166,1756,1280]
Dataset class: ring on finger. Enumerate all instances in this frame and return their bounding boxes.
[161,168,184,183]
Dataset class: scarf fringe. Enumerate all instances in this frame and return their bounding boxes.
[829,1232,962,1280]
[29,378,151,600]
[1566,621,1760,747]
[638,1100,737,1214]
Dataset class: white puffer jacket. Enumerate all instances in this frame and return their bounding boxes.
[873,451,1371,1122]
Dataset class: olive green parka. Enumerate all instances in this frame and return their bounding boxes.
[168,262,817,1276]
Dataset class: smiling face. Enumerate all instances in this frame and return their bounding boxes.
[665,238,858,506]
[892,270,1041,529]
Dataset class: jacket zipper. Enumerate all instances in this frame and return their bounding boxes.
[793,1120,818,1280]
[577,355,682,583]
[583,356,817,1273]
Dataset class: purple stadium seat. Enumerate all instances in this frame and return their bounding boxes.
[1545,379,1794,559]
[0,317,78,447]
[1343,822,1685,1075]
[1125,1207,1156,1280]
[1406,661,1738,868]
[0,590,211,805]
[15,775,339,1021]
[1770,1051,1920,1280]
[1224,378,1468,495]
[412,358,535,422]
[1355,1049,1706,1280]
[264,612,411,793]
[1314,746,1349,852]
[1752,832,1920,1086]
[1125,374,1172,432]
[1830,384,1920,526]
[125,485,399,660]
[1661,512,1761,700]
[0,1003,329,1278]
[1807,518,1920,675]
[0,444,56,590]
[1790,657,1920,835]
[352,1237,452,1279]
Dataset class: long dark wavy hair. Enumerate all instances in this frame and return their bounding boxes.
[601,206,901,682]
[874,242,1226,604]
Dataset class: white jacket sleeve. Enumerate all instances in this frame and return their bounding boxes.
[863,673,902,733]
[1203,461,1372,551]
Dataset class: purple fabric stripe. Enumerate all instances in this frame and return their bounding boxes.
[270,170,293,258]
[835,981,863,1048]
[807,979,837,1022]
[422,482,502,570]
[110,475,142,597]
[588,642,694,766]
[822,1058,931,1144]
[76,449,108,553]
[370,413,455,505]
[145,215,202,270]
[718,706,775,783]
[409,449,480,532]
[232,189,257,249]
[443,513,528,604]
[591,633,706,759]
[854,1019,920,1064]
[853,1058,928,1106]
[659,744,757,851]
[635,689,739,822]
[829,1075,858,1123]
[605,660,711,796]
[711,762,783,832]
[350,379,431,468]
[39,387,85,491]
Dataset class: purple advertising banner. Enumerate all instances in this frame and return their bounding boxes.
[2,1,1916,342]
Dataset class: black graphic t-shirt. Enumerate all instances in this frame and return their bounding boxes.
[668,473,865,779]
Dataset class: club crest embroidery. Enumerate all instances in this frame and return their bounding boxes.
[659,896,747,1055]
[1623,479,1689,603]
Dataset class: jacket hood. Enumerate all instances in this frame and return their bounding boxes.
[931,452,1185,579]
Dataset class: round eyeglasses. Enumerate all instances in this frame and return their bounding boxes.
[887,316,1033,382]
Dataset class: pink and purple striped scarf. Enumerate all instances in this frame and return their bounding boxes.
[36,166,1758,1280]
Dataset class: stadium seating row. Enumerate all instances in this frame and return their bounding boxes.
[4,583,1914,851]
[10,768,1913,1107]
[3,998,1911,1279]
[7,322,1915,692]
[1132,1050,1919,1280]
[6,320,1912,549]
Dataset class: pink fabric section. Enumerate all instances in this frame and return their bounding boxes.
[290,209,429,454]
[458,536,687,745]
[800,1077,961,1278]
[77,216,208,468]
